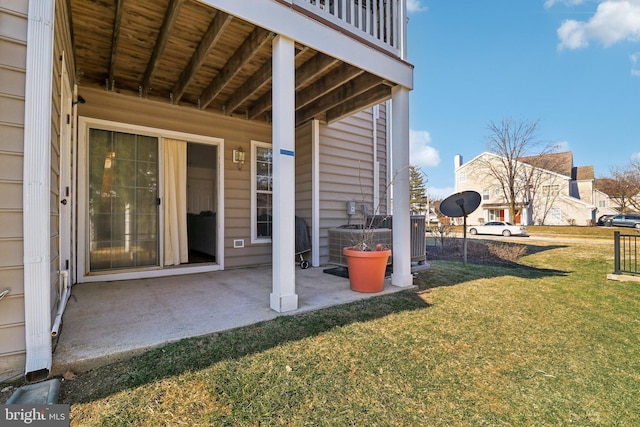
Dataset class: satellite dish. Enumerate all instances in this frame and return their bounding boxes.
[440,191,481,218]
[439,191,481,265]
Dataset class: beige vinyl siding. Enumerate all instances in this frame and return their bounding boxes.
[0,0,27,380]
[77,86,273,269]
[317,107,387,264]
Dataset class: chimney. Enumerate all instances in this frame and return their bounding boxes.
[454,154,463,168]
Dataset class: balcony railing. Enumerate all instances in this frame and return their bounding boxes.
[294,0,404,57]
[613,231,639,276]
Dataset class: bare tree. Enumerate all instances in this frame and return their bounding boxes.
[597,165,640,213]
[480,118,557,223]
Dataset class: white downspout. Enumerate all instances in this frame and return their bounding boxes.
[23,0,56,378]
[51,271,69,337]
[385,100,392,211]
[372,105,380,211]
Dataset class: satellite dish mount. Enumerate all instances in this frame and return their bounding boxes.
[439,191,481,265]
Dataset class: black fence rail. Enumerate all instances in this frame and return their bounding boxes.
[613,231,639,275]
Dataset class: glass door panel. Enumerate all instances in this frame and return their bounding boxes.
[88,129,159,271]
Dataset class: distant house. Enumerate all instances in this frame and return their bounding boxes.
[0,0,414,381]
[454,152,618,226]
[595,177,640,214]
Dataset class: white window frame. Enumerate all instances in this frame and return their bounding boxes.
[550,207,562,223]
[483,189,490,200]
[77,117,225,283]
[598,200,606,208]
[543,184,560,197]
[251,140,273,244]
[459,171,467,183]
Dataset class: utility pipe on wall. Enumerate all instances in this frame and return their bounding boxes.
[51,271,70,337]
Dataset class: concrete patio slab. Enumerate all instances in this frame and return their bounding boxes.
[52,265,412,375]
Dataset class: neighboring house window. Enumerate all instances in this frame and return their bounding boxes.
[459,171,466,183]
[543,184,560,197]
[252,141,272,242]
[550,207,562,222]
[483,189,490,200]
[488,209,497,221]
[494,187,501,197]
[598,200,606,208]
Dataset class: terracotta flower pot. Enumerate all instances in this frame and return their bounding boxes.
[343,247,391,293]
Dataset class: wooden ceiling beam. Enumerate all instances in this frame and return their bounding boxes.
[107,0,124,91]
[295,53,338,88]
[296,62,362,110]
[227,47,316,116]
[247,89,272,121]
[295,73,385,126]
[224,58,272,115]
[172,11,232,104]
[199,27,273,110]
[325,84,392,124]
[141,0,185,98]
[248,62,365,122]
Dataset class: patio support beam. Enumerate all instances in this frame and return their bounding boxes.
[390,85,413,288]
[270,35,298,313]
[311,119,320,267]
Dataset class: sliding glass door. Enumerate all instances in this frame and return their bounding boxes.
[88,129,159,271]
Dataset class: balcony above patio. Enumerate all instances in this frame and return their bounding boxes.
[69,0,412,126]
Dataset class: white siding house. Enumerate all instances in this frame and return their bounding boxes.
[454,152,618,226]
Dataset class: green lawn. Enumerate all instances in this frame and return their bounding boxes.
[61,237,640,426]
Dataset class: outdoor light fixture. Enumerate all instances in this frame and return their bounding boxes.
[233,146,245,170]
[72,95,86,106]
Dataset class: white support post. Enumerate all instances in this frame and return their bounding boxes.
[23,0,56,377]
[311,119,320,268]
[270,35,298,312]
[390,85,413,288]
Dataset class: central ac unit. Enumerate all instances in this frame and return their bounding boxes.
[328,227,392,267]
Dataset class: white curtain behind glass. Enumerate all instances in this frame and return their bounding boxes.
[164,139,188,265]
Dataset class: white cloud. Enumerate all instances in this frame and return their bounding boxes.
[632,151,640,161]
[631,52,640,76]
[410,129,440,167]
[406,0,428,13]
[552,140,571,152]
[557,1,640,50]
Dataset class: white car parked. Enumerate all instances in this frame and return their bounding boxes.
[468,221,527,237]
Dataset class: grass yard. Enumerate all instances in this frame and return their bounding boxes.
[57,237,640,425]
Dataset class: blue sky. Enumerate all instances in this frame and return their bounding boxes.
[405,0,640,199]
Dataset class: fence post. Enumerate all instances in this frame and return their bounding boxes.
[613,231,621,274]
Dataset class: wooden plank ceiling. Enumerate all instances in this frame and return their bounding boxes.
[69,0,393,126]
